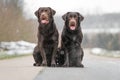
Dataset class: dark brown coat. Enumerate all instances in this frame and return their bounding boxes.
[33,7,59,67]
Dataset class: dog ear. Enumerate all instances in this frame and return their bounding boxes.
[51,9,56,15]
[62,13,66,21]
[34,9,39,17]
[48,7,56,16]
[77,12,84,21]
[80,15,84,21]
[62,12,70,21]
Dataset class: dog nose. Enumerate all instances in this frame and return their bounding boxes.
[70,18,76,22]
[41,13,45,16]
[70,19,76,24]
[71,21,75,24]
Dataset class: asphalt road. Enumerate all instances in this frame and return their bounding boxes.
[34,50,120,80]
[0,50,120,80]
[0,55,43,80]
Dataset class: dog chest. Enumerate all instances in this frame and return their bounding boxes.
[43,39,55,47]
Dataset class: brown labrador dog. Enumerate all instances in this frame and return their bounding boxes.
[33,7,59,67]
[57,12,84,67]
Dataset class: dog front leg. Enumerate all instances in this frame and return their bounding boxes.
[51,41,58,67]
[39,43,47,66]
[63,50,69,67]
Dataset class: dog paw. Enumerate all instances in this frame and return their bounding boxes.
[41,63,47,66]
[33,63,41,66]
[51,63,56,67]
[80,64,84,68]
[62,63,69,67]
[77,64,84,68]
[40,61,47,66]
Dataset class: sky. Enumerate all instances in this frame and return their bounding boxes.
[23,0,120,19]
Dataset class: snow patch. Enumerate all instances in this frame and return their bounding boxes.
[91,48,120,57]
[91,48,107,55]
[0,40,36,55]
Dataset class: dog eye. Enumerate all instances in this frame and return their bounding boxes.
[41,10,44,12]
[45,10,48,12]
[69,15,72,18]
[74,15,77,18]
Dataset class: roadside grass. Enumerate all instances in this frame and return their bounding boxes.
[0,52,32,60]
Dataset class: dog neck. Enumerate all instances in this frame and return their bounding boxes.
[38,20,55,36]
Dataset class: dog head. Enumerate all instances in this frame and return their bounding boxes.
[35,7,56,25]
[62,12,84,30]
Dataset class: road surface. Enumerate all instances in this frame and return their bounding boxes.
[0,49,120,80]
[0,55,43,80]
[35,50,120,80]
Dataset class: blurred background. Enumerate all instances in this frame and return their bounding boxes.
[0,0,120,57]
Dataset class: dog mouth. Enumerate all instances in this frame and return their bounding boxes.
[69,22,76,30]
[40,15,49,24]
